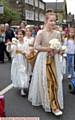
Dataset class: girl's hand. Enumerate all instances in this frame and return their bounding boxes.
[48,49,59,56]
[5,41,12,46]
[59,50,65,55]
[26,51,31,56]
[29,47,34,52]
[47,47,53,52]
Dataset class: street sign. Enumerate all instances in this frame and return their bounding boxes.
[0,5,4,14]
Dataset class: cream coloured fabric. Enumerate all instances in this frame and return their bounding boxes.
[28,29,63,112]
[11,41,31,88]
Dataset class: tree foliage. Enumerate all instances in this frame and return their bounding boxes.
[0,0,21,24]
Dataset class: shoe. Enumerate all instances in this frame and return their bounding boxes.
[52,109,63,116]
[21,89,26,96]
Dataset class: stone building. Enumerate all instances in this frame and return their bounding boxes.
[46,0,67,23]
[7,0,46,25]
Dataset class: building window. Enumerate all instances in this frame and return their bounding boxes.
[0,5,4,14]
[29,0,33,5]
[39,2,44,10]
[35,12,38,21]
[35,0,38,7]
[25,0,33,5]
[25,0,29,4]
[39,13,45,22]
[25,10,34,20]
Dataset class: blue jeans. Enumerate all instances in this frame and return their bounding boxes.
[67,54,74,77]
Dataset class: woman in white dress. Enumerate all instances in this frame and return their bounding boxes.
[7,29,30,96]
[28,10,64,116]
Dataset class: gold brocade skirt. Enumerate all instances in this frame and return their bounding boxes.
[46,56,60,111]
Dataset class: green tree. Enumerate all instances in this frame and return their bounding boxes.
[0,0,21,24]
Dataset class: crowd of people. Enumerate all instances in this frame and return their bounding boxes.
[0,9,75,117]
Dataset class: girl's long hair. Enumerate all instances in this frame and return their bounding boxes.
[67,27,75,40]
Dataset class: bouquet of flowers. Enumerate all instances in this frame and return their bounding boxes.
[6,38,18,53]
[49,38,61,50]
[12,37,18,45]
[61,45,67,52]
[49,38,67,52]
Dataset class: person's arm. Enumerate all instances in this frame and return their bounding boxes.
[6,42,12,52]
[6,42,17,53]
[34,31,51,52]
[57,31,67,55]
[57,31,62,42]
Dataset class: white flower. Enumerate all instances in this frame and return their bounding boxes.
[49,38,61,50]
[12,37,18,45]
[61,45,67,53]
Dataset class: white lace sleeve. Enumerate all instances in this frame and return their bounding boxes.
[6,44,17,53]
[34,31,43,50]
[6,44,11,52]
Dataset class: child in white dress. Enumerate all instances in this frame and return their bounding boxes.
[64,27,75,78]
[7,29,30,96]
[24,26,36,71]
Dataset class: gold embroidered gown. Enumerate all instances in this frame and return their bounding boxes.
[28,29,63,112]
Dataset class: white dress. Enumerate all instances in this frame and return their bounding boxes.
[11,41,30,88]
[24,36,34,54]
[24,36,35,72]
[28,29,63,112]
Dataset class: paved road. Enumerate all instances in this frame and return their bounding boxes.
[0,62,75,120]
